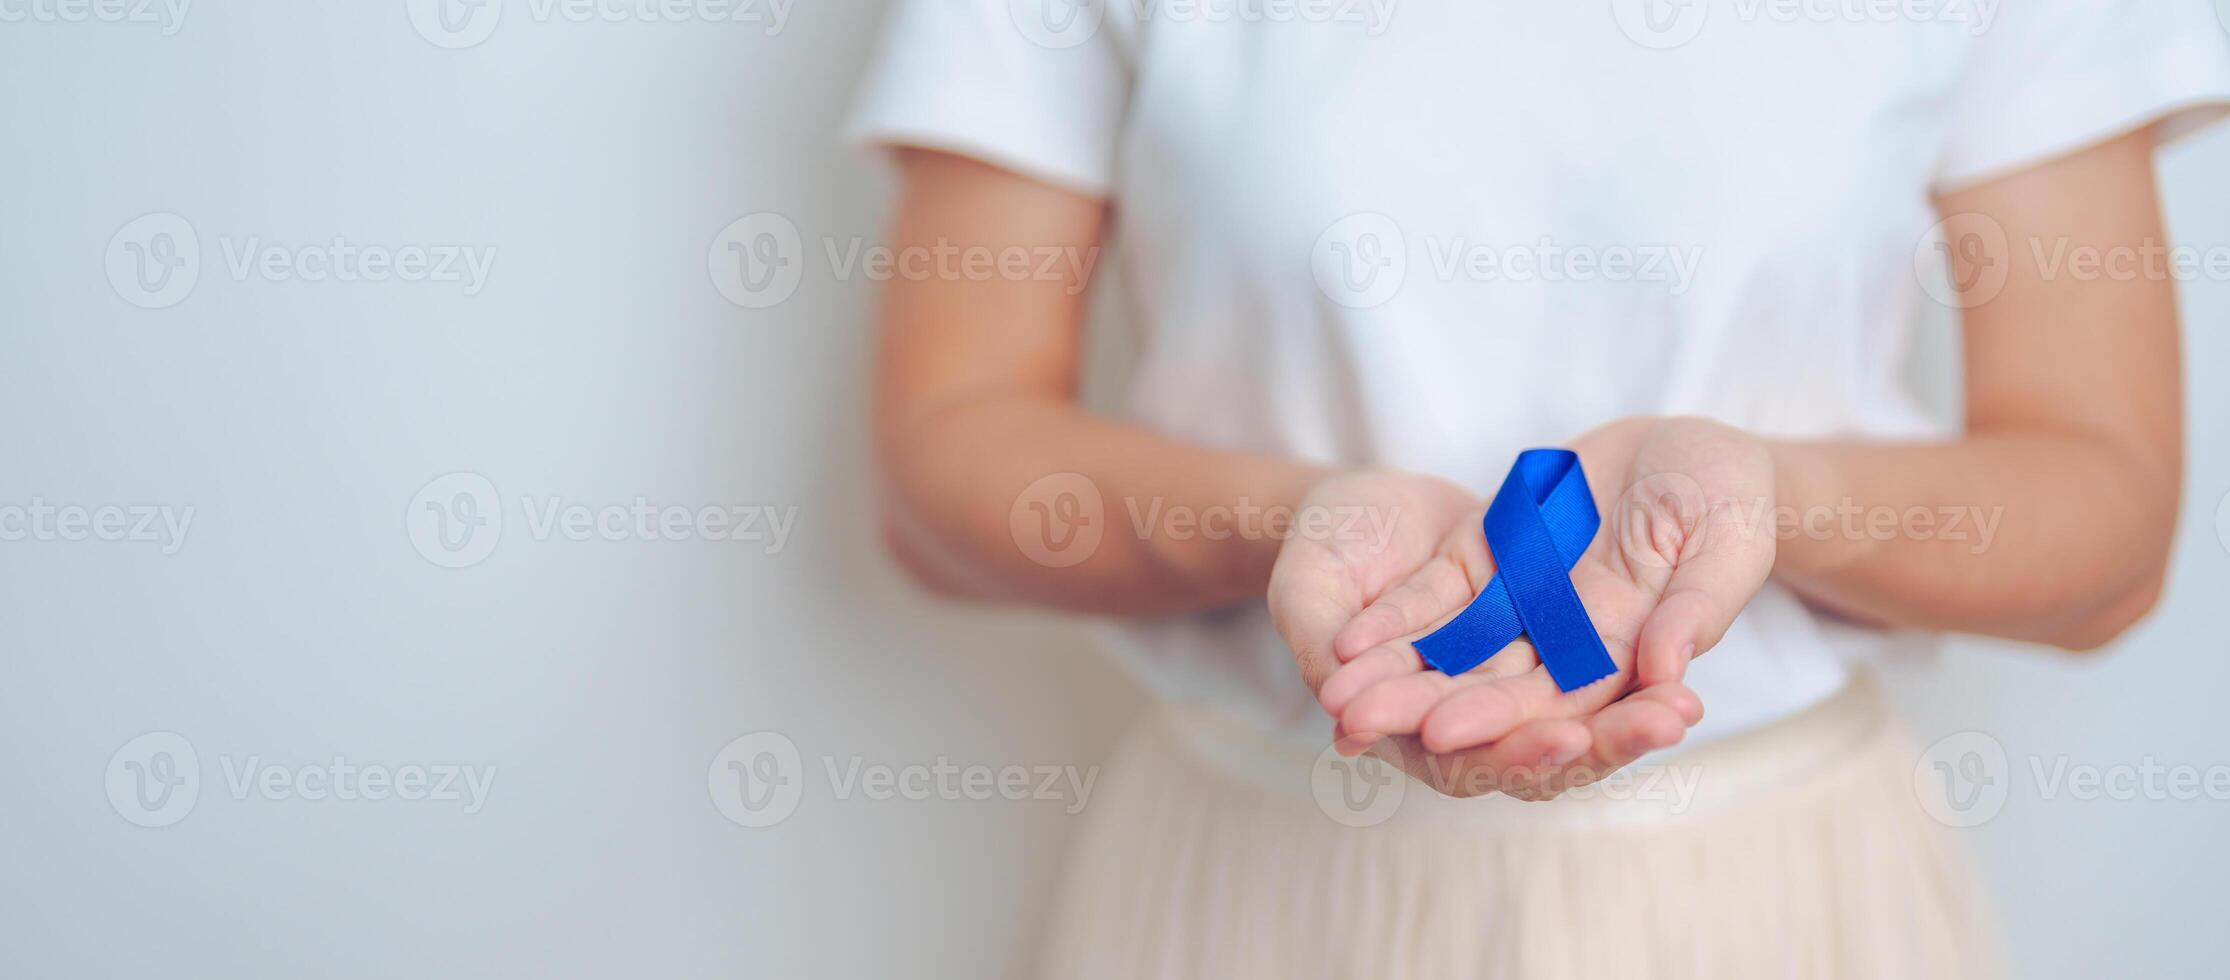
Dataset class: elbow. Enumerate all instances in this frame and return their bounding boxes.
[871,429,950,596]
[873,453,1005,604]
[2044,571,2167,654]
[876,507,971,600]
[2035,485,2178,654]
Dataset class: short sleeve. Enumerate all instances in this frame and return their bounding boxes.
[1934,0,2230,191]
[845,0,1132,198]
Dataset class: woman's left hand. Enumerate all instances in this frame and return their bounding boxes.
[1318,416,1778,800]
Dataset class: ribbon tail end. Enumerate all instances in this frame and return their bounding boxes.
[1544,654,1619,694]
[1413,631,1485,676]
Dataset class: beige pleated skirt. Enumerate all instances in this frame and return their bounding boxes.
[1037,672,2003,980]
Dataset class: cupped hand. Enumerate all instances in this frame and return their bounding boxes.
[1313,417,1777,799]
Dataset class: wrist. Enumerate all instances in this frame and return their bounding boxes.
[1141,458,1340,600]
[1760,439,1843,579]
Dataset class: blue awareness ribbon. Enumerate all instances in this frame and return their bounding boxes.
[1412,449,1617,692]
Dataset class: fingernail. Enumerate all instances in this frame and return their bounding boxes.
[1336,732,1383,757]
[1544,743,1586,767]
[1680,643,1696,662]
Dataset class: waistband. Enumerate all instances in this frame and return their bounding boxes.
[1158,669,1892,831]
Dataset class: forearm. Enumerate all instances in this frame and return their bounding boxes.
[878,392,1330,616]
[1766,426,2178,649]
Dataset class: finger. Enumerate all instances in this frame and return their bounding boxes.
[1338,643,1536,741]
[1415,660,1620,754]
[1332,545,1487,662]
[1495,688,1696,798]
[1487,685,1698,777]
[1331,719,1382,757]
[1635,589,1707,688]
[1641,553,1757,683]
[1578,691,1692,765]
[1331,559,1464,663]
[1538,695,1692,799]
[1401,726,1584,800]
[1625,681,1705,727]
[1465,718,1592,794]
[1339,671,1484,742]
[1634,507,1772,687]
[1465,718,1593,800]
[1318,642,1423,716]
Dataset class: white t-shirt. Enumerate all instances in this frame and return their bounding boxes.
[849,0,2230,752]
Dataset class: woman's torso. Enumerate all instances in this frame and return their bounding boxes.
[1096,5,1973,748]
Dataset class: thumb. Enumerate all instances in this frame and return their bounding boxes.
[1633,502,1775,688]
[1267,557,1367,695]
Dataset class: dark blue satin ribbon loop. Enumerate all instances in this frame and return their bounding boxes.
[1412,449,1616,692]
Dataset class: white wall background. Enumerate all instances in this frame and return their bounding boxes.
[0,4,2224,978]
